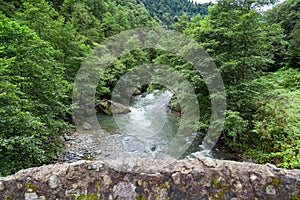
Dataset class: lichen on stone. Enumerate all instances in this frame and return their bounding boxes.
[5,196,13,200]
[271,177,282,188]
[136,193,147,200]
[25,182,38,191]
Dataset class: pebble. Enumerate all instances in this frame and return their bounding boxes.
[57,132,97,163]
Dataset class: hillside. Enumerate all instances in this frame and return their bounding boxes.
[0,0,299,177]
[136,0,211,26]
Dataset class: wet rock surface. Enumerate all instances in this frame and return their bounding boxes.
[57,130,132,163]
[58,129,175,163]
[58,132,96,163]
[58,129,146,163]
[58,129,251,165]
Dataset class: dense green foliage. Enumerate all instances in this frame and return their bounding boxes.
[161,0,300,167]
[0,0,299,176]
[265,0,299,36]
[265,0,300,69]
[0,0,155,176]
[0,13,68,175]
[179,0,300,167]
[136,0,211,27]
[251,68,300,168]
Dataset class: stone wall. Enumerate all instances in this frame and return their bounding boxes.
[0,158,300,199]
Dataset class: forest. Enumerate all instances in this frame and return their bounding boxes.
[136,0,211,26]
[0,0,299,176]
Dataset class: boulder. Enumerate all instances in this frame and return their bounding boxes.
[168,95,181,113]
[96,100,130,115]
[132,89,142,96]
[82,122,92,130]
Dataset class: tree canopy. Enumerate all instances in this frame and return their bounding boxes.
[137,0,211,27]
[0,0,299,176]
[0,0,155,176]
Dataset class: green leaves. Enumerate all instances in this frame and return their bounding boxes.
[0,0,157,175]
[136,0,210,27]
[289,20,300,68]
[0,13,68,176]
[252,90,300,168]
[0,0,298,174]
[265,0,300,69]
[224,110,248,140]
[180,0,300,168]
[0,134,47,176]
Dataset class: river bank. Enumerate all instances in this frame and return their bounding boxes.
[58,90,255,164]
[57,128,255,164]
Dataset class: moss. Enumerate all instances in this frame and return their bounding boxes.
[95,181,102,193]
[72,193,98,200]
[157,182,170,193]
[82,153,95,160]
[85,193,98,200]
[154,182,171,199]
[211,177,229,199]
[136,193,147,200]
[5,196,13,200]
[289,194,300,200]
[71,194,81,199]
[214,189,226,200]
[272,177,282,188]
[25,182,38,191]
[212,177,219,186]
[164,181,170,190]
[157,185,163,193]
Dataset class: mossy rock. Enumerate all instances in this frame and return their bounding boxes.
[96,100,131,115]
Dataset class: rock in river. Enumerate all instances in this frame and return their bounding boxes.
[96,100,131,115]
[82,122,92,130]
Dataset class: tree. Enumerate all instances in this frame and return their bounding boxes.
[182,0,284,149]
[202,1,278,84]
[172,13,189,32]
[251,68,300,168]
[289,20,300,68]
[0,0,159,176]
[136,0,211,27]
[265,0,300,36]
[13,0,89,83]
[0,13,68,176]
[265,0,300,69]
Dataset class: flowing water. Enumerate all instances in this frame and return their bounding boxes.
[79,90,236,160]
[98,90,179,138]
[96,90,187,159]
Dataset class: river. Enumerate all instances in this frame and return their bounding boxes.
[96,90,235,160]
[59,90,236,163]
[97,90,183,158]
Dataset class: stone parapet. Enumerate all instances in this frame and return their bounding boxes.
[0,158,299,199]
